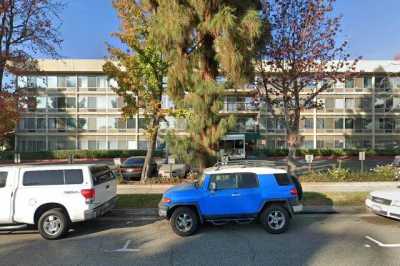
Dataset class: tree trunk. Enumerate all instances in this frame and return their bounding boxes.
[140,118,159,184]
[0,60,6,90]
[287,130,299,176]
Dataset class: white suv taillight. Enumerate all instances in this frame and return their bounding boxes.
[81,189,96,204]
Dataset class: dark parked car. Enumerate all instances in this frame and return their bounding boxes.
[119,156,157,181]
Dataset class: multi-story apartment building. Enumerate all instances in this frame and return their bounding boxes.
[15,59,400,154]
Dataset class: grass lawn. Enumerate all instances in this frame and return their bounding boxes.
[116,194,162,208]
[302,192,368,206]
[116,192,369,209]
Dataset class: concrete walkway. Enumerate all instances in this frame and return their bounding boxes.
[117,181,400,194]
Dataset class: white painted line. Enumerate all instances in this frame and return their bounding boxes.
[364,244,371,248]
[105,240,140,253]
[365,236,400,248]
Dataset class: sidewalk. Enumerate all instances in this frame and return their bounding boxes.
[117,182,400,194]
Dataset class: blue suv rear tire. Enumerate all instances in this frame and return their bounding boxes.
[170,207,199,237]
[260,204,290,234]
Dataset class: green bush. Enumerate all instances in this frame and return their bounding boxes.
[301,164,399,182]
[251,148,400,158]
[0,150,164,161]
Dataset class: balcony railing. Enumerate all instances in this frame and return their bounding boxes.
[223,102,259,112]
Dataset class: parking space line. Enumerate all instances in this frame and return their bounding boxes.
[105,240,140,252]
[366,236,400,248]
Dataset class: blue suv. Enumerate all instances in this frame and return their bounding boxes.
[159,166,303,236]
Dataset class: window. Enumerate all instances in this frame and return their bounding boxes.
[345,98,355,109]
[139,118,149,129]
[345,78,355,88]
[66,97,76,108]
[304,118,313,129]
[274,173,291,186]
[97,76,107,88]
[90,166,115,185]
[78,76,88,88]
[66,77,76,87]
[364,76,372,88]
[88,76,97,88]
[37,118,46,129]
[65,170,83,184]
[66,118,76,129]
[97,118,107,130]
[24,118,35,130]
[375,76,390,90]
[36,96,47,109]
[23,170,64,186]
[0,172,7,188]
[345,118,354,129]
[317,118,324,129]
[47,76,57,88]
[57,76,66,87]
[108,117,118,129]
[97,96,107,109]
[88,97,97,109]
[108,96,118,109]
[237,173,258,189]
[335,118,343,129]
[209,174,236,190]
[78,96,87,108]
[335,99,345,109]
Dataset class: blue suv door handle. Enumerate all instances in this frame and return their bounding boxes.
[232,193,240,197]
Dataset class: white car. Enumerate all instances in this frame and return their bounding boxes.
[365,190,400,220]
[0,164,117,240]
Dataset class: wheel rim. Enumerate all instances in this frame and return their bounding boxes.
[43,215,62,236]
[267,210,285,230]
[176,213,193,233]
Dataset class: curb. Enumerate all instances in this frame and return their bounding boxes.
[107,206,367,219]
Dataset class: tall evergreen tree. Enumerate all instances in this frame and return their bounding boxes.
[152,1,267,169]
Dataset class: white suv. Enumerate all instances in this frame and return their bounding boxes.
[0,164,117,240]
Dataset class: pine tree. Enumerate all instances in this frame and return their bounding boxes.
[152,1,267,169]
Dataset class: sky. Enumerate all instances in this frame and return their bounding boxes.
[55,0,400,60]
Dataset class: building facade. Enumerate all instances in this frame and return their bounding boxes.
[15,59,400,153]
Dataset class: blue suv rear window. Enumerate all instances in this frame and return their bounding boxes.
[274,173,291,186]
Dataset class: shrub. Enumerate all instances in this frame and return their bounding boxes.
[326,168,351,181]
[371,164,400,180]
[0,150,164,161]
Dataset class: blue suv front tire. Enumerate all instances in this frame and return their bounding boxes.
[170,207,199,237]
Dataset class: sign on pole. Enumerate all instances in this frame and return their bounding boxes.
[359,151,366,172]
[305,154,314,164]
[305,154,314,172]
[359,151,365,161]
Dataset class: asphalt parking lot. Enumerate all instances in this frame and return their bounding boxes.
[1,213,400,266]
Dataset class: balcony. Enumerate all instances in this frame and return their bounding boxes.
[222,102,259,113]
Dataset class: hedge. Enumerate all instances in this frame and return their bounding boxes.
[251,148,400,158]
[1,148,400,161]
[0,150,164,161]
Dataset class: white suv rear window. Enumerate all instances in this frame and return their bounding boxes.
[0,172,7,188]
[23,169,84,186]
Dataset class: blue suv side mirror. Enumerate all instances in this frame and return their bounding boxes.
[210,182,217,191]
